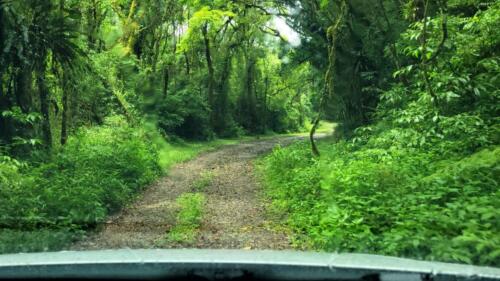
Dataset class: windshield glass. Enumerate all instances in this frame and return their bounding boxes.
[0,0,498,271]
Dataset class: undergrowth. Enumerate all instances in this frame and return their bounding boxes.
[259,3,500,267]
[260,141,499,266]
[0,116,161,253]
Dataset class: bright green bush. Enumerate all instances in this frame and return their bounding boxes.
[34,116,161,226]
[0,116,161,252]
[261,142,499,266]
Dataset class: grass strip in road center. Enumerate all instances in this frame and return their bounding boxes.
[166,193,206,243]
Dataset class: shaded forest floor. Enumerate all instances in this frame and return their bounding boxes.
[73,136,311,250]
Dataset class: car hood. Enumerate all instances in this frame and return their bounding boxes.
[0,249,499,280]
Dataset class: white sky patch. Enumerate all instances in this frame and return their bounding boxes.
[272,17,301,47]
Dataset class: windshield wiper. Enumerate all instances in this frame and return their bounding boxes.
[0,249,498,281]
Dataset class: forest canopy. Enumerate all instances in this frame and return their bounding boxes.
[0,0,317,146]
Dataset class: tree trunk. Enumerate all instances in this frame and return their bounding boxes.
[310,116,321,156]
[122,0,138,54]
[184,52,190,75]
[14,66,33,113]
[310,0,347,157]
[87,0,98,49]
[214,54,232,134]
[163,67,169,98]
[263,76,269,131]
[37,70,52,149]
[0,72,12,143]
[162,23,178,98]
[202,23,215,122]
[244,55,257,132]
[60,71,70,145]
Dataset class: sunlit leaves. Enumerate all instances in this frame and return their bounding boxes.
[178,7,235,52]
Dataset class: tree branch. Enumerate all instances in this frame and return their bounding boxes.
[259,26,287,42]
[427,2,448,63]
[244,3,289,17]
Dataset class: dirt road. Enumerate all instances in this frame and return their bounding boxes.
[73,136,307,250]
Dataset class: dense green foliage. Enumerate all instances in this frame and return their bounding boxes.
[0,0,498,267]
[262,143,499,266]
[0,117,160,252]
[261,0,499,267]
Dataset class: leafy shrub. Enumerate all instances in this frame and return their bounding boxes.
[0,116,161,252]
[260,142,499,266]
[0,157,37,229]
[148,87,214,140]
[33,116,161,226]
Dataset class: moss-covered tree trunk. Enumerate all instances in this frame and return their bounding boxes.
[310,0,348,156]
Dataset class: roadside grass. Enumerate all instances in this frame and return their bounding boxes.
[166,193,206,243]
[290,121,337,137]
[157,139,239,172]
[192,171,215,192]
[156,127,317,173]
[315,121,337,135]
